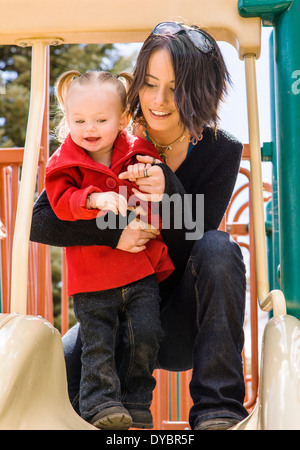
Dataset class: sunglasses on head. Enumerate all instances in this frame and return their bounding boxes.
[152,22,215,54]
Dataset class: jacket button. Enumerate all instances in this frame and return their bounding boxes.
[106,177,117,189]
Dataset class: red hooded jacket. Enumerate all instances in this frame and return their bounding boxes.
[45,131,174,295]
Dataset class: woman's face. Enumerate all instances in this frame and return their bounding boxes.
[138,48,182,136]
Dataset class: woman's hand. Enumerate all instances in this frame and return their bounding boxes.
[116,218,160,253]
[88,192,128,216]
[119,155,165,202]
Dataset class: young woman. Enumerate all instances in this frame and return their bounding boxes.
[30,22,248,430]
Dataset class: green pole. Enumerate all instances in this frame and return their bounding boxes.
[269,31,281,292]
[275,1,300,318]
[239,0,300,318]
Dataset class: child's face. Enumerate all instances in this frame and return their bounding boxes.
[66,82,128,162]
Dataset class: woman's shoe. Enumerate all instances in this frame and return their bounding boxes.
[128,408,154,429]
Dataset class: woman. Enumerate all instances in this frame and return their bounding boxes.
[30,22,248,430]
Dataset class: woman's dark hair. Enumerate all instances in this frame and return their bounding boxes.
[127,26,231,139]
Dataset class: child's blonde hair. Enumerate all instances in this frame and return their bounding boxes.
[54,70,133,142]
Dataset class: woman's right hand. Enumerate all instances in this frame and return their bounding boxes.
[116,218,160,253]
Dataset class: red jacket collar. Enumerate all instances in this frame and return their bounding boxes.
[46,131,162,176]
[111,131,162,173]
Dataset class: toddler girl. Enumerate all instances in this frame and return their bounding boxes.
[45,70,174,429]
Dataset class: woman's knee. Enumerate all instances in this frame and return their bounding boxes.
[190,230,245,276]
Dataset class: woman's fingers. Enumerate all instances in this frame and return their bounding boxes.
[136,154,161,165]
[116,218,159,253]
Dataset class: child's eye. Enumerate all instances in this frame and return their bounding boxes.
[75,120,84,124]
[97,119,106,123]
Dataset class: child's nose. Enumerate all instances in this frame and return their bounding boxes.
[85,122,96,131]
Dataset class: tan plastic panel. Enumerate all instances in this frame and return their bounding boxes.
[0,0,261,58]
[0,314,96,430]
[233,315,300,430]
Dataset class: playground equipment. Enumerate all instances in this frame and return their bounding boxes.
[0,0,300,430]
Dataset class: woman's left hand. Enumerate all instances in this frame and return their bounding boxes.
[119,155,165,202]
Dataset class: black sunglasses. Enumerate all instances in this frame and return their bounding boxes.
[152,22,215,54]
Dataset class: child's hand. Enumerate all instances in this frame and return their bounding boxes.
[88,192,128,216]
[119,155,165,201]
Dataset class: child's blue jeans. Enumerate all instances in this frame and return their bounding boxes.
[73,274,163,422]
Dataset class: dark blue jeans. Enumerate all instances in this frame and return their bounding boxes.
[72,274,163,421]
[63,230,248,428]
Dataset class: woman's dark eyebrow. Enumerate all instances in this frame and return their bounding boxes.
[145,74,175,83]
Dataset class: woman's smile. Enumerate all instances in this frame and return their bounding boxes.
[149,109,172,119]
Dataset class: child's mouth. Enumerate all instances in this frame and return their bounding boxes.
[85,137,100,142]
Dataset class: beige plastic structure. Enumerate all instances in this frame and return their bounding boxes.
[233,314,300,430]
[0,0,261,59]
[0,0,300,430]
[0,314,95,430]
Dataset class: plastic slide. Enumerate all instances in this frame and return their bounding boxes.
[233,313,300,430]
[0,313,96,430]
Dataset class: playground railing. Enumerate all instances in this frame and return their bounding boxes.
[0,49,53,321]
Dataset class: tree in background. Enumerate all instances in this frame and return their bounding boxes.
[0,43,138,330]
[0,43,137,152]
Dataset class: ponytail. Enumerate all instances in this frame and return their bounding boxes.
[55,70,81,108]
[116,72,133,93]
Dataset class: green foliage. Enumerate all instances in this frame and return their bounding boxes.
[0,43,138,152]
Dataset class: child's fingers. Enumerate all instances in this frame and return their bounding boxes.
[117,194,128,216]
[119,164,137,181]
[119,162,153,181]
[99,192,128,216]
[118,170,130,180]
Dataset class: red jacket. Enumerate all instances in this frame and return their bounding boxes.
[45,132,174,295]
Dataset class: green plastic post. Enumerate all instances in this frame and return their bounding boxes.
[239,0,300,318]
[274,1,300,318]
[268,31,281,292]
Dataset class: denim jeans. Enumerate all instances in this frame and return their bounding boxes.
[72,274,163,421]
[63,230,248,428]
[157,230,248,428]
